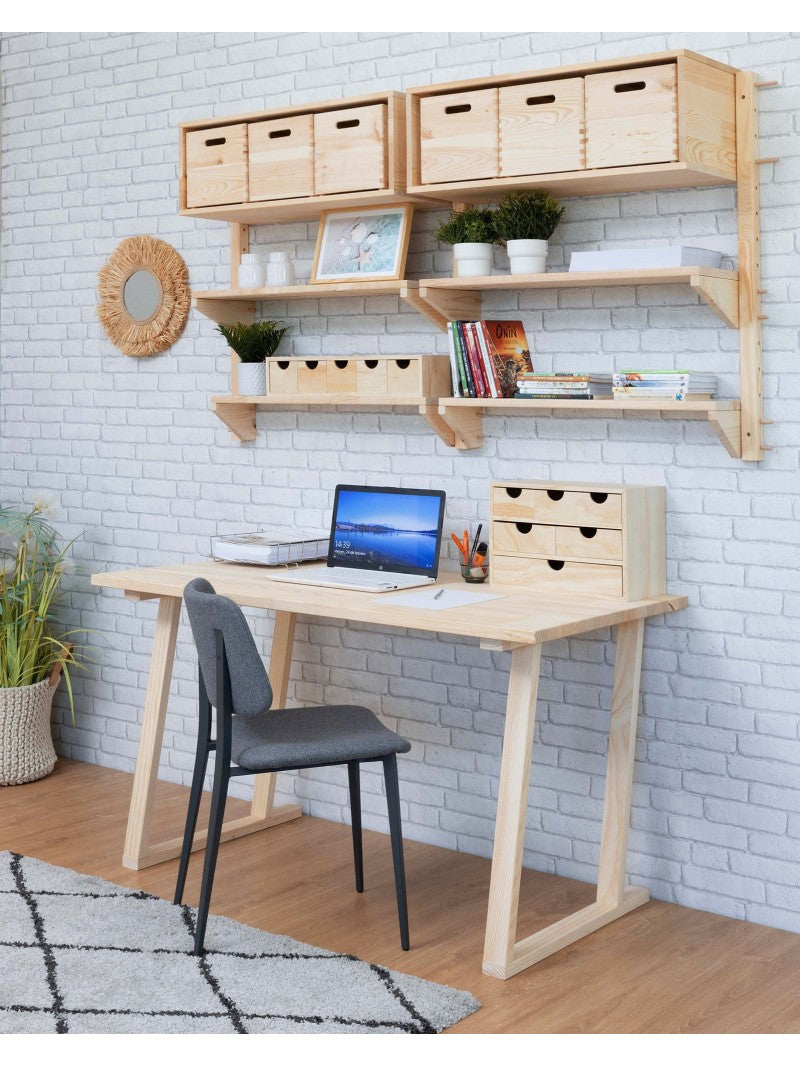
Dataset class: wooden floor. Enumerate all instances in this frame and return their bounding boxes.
[1,759,798,1033]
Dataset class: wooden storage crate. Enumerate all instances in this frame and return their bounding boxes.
[419,88,499,184]
[489,480,665,600]
[499,78,585,176]
[265,355,451,400]
[185,123,248,208]
[314,103,389,195]
[249,114,314,201]
[585,62,678,169]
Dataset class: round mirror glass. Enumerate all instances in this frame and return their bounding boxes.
[123,269,162,321]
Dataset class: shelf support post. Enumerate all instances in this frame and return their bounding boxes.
[228,223,251,395]
[736,71,765,461]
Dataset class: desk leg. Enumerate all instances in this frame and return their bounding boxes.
[251,610,298,819]
[482,619,649,979]
[122,602,302,872]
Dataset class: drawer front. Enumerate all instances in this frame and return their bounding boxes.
[268,359,298,394]
[419,88,499,184]
[185,124,248,208]
[492,554,624,598]
[248,115,313,201]
[531,489,623,528]
[356,359,388,395]
[314,104,388,195]
[491,485,538,521]
[585,63,677,169]
[387,358,421,395]
[296,359,327,392]
[555,525,624,561]
[326,359,358,394]
[492,521,556,557]
[499,78,585,176]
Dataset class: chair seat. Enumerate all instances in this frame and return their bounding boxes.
[231,705,412,772]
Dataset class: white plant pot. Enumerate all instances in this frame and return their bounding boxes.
[506,239,549,275]
[453,242,493,278]
[238,361,266,397]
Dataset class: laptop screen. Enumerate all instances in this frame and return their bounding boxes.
[328,485,446,576]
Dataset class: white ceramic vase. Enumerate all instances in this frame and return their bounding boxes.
[238,361,266,396]
[453,242,493,278]
[506,239,548,275]
[267,251,295,286]
[238,253,265,289]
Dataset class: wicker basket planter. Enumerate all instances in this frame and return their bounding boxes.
[0,677,58,786]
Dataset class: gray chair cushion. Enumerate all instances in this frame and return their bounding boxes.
[231,705,412,772]
[183,578,272,718]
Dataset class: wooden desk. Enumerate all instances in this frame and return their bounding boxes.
[91,560,686,979]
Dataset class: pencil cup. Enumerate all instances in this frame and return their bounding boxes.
[460,562,489,584]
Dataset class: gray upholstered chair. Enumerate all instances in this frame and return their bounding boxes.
[174,577,412,955]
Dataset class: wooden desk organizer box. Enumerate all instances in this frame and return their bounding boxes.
[265,354,451,401]
[490,481,665,600]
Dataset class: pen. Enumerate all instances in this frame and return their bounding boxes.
[466,523,483,569]
[434,589,445,600]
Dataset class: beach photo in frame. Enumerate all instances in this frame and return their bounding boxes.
[311,205,413,283]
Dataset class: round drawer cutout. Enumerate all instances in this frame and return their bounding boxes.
[590,492,608,504]
[304,360,319,370]
[579,527,598,539]
[334,360,349,369]
[547,560,565,571]
[395,359,411,370]
[515,522,532,534]
[276,361,290,370]
[505,487,522,499]
[547,490,564,501]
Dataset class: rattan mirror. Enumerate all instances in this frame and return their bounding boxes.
[98,236,190,357]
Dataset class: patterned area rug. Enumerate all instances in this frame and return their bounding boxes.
[0,851,479,1034]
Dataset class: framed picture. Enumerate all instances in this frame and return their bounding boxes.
[311,205,413,284]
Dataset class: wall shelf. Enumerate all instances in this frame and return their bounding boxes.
[193,282,422,326]
[437,397,743,457]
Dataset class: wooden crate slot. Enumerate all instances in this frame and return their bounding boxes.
[267,359,298,394]
[387,358,420,394]
[327,359,357,394]
[313,104,388,195]
[492,555,624,598]
[419,88,499,184]
[492,521,556,558]
[499,77,585,176]
[185,123,248,208]
[585,63,678,169]
[356,359,388,395]
[296,359,327,392]
[249,115,313,202]
[555,526,624,561]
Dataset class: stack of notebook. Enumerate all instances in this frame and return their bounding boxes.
[611,371,718,401]
[515,373,613,400]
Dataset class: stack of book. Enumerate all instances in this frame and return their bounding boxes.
[515,373,613,400]
[611,371,718,401]
[447,320,532,399]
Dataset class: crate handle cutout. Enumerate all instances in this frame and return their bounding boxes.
[505,487,522,499]
[515,522,533,534]
[547,490,565,501]
[547,560,565,571]
[268,129,292,139]
[365,359,379,369]
[276,361,291,370]
[395,359,411,370]
[304,360,319,370]
[579,527,598,539]
[526,94,556,106]
[590,492,608,503]
[445,103,472,115]
[334,360,350,369]
[336,119,360,129]
[614,81,646,93]
[204,136,226,147]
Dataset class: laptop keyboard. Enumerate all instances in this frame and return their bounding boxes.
[280,566,426,589]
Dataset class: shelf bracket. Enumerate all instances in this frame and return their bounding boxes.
[691,274,739,328]
[418,402,456,447]
[707,407,743,459]
[212,399,257,442]
[402,284,481,332]
[193,297,256,326]
[437,404,484,450]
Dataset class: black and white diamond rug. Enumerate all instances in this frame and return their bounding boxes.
[0,851,479,1034]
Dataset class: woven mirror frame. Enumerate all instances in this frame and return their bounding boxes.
[98,236,190,357]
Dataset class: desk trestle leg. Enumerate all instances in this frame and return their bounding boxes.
[482,619,649,979]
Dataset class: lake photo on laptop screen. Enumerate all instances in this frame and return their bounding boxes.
[333,490,441,570]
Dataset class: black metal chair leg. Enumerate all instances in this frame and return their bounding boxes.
[174,697,212,905]
[193,759,229,955]
[383,754,410,951]
[347,761,364,893]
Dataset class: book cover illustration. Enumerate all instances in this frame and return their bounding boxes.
[482,320,533,398]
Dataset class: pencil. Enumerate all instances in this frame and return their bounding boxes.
[466,523,483,569]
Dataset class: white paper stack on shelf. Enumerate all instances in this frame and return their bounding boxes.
[612,371,718,401]
[212,528,329,566]
[569,247,724,272]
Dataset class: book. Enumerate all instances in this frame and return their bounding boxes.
[475,322,500,397]
[481,320,533,399]
[448,321,469,397]
[517,372,612,398]
[446,322,460,398]
[455,322,477,398]
[212,529,329,566]
[462,321,486,397]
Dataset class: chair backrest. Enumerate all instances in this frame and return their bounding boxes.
[183,578,272,718]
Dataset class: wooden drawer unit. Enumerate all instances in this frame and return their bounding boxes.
[296,359,328,392]
[499,77,585,176]
[264,355,451,401]
[185,123,248,208]
[419,88,499,184]
[267,359,298,395]
[314,104,388,195]
[585,63,678,169]
[248,115,313,201]
[490,481,665,600]
[326,359,358,394]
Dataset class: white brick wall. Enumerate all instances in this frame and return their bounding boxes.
[2,32,799,933]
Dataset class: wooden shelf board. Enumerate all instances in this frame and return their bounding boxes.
[408,162,735,202]
[195,281,414,301]
[421,267,736,291]
[181,190,441,225]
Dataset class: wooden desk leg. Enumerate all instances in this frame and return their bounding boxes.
[251,610,298,819]
[482,619,649,979]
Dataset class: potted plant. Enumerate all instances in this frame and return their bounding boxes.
[0,496,84,786]
[434,206,498,278]
[492,190,565,275]
[217,321,289,396]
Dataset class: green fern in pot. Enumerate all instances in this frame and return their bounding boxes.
[217,320,289,396]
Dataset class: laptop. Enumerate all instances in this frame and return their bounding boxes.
[271,484,446,593]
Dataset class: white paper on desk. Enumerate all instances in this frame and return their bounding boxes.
[382,588,504,610]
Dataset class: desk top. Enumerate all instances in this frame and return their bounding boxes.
[91,560,687,646]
